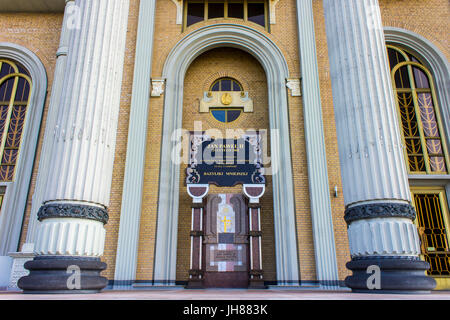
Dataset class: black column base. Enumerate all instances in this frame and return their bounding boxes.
[18,256,108,294]
[345,256,436,294]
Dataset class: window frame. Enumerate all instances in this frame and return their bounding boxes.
[388,45,450,175]
[0,42,47,256]
[183,0,269,31]
[210,77,243,92]
[0,59,32,182]
[208,77,244,123]
[209,107,244,124]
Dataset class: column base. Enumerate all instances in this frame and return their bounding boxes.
[18,256,108,294]
[345,256,436,293]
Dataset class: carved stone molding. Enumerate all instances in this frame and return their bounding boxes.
[199,91,253,112]
[344,202,416,224]
[37,203,109,225]
[286,78,302,96]
[151,78,165,97]
[171,0,183,25]
[269,0,280,24]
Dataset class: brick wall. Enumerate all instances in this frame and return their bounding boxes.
[9,0,447,285]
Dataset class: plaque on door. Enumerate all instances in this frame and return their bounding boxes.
[203,194,248,288]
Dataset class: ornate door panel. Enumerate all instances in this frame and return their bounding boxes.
[412,188,450,290]
[203,194,248,288]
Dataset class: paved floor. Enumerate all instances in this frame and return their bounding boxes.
[1,288,450,300]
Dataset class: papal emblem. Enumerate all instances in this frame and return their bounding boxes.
[221,92,232,105]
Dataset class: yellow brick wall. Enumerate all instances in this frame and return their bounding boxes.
[136,0,318,283]
[10,0,447,285]
[379,0,449,61]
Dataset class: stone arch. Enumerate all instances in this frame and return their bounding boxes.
[0,42,47,256]
[153,23,299,285]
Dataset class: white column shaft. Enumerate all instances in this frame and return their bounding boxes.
[33,0,129,256]
[323,0,420,259]
[43,0,130,207]
[323,0,410,207]
[26,0,76,244]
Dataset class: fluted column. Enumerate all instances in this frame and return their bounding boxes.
[26,0,75,247]
[18,0,130,293]
[323,0,435,292]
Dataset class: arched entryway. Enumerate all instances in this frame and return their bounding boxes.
[175,47,276,287]
[153,24,299,286]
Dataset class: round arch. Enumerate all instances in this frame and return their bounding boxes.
[384,27,450,147]
[0,43,47,257]
[153,24,299,286]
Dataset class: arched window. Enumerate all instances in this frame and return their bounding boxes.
[0,43,47,265]
[210,77,242,92]
[209,77,244,123]
[0,59,32,183]
[387,44,450,288]
[387,45,449,174]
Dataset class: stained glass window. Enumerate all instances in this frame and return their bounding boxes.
[387,46,449,174]
[0,59,31,182]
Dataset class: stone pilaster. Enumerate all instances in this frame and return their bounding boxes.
[18,0,130,293]
[295,0,339,289]
[113,0,156,289]
[323,0,435,292]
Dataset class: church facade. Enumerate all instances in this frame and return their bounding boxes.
[0,0,448,293]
